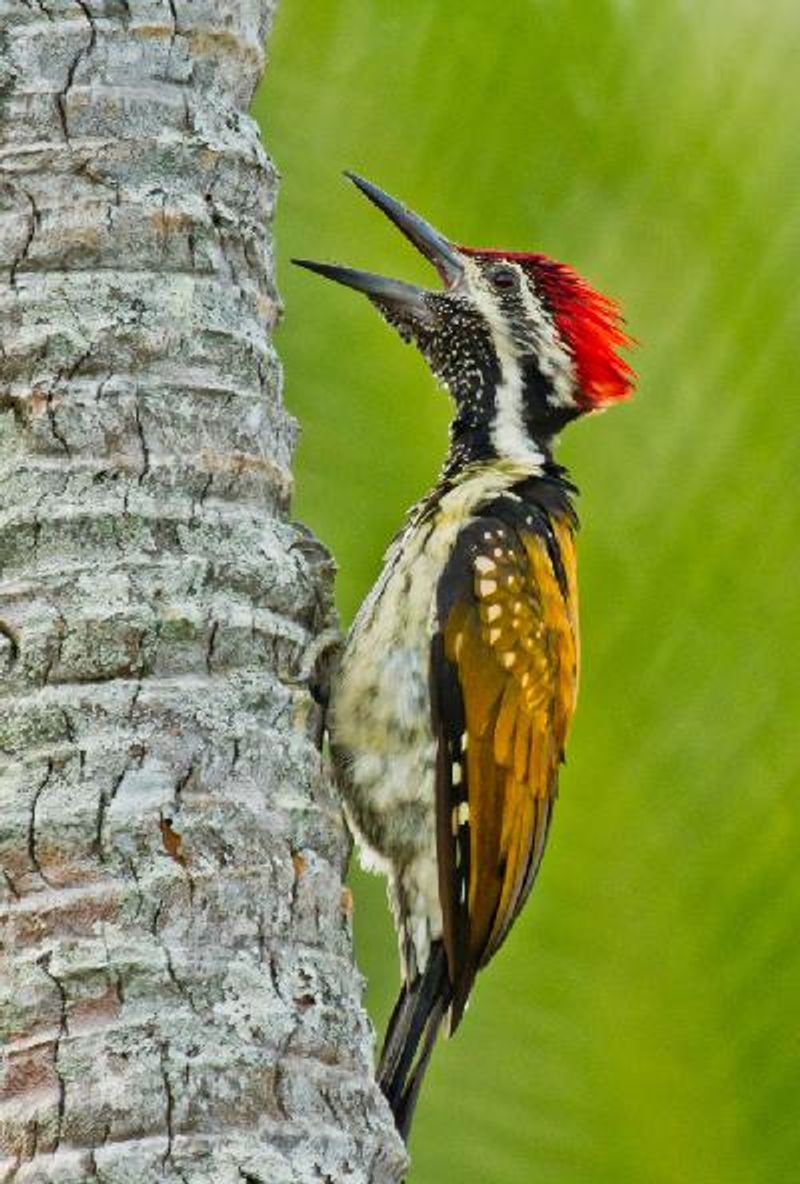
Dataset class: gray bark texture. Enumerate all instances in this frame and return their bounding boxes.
[0,1,406,1181]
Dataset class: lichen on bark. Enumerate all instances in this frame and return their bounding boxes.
[0,2,406,1180]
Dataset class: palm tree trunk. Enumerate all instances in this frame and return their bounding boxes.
[0,2,406,1180]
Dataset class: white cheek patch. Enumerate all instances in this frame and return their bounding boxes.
[516,270,577,408]
[463,258,545,468]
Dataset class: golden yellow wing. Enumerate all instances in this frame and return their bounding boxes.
[431,508,579,1028]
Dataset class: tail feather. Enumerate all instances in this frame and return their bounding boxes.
[378,941,451,1141]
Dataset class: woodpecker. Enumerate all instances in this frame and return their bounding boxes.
[294,174,635,1140]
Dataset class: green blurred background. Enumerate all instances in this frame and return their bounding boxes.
[255,2,800,1180]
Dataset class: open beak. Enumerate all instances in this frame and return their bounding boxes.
[292,173,463,313]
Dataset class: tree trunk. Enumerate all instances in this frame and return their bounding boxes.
[0,2,406,1181]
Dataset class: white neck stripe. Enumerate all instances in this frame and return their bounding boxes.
[517,271,577,408]
[463,259,545,471]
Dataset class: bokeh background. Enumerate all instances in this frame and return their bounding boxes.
[254,2,800,1181]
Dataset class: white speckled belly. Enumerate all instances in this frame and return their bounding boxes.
[330,528,444,977]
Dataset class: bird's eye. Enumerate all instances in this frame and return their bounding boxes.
[491,267,517,290]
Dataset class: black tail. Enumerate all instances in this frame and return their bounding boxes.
[378,941,451,1141]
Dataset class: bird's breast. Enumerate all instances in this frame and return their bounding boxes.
[330,516,447,783]
[330,465,540,859]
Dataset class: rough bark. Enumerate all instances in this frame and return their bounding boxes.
[0,2,406,1181]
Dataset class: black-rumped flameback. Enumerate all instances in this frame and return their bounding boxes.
[294,174,635,1141]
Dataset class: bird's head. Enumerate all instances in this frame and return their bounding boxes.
[294,174,635,469]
